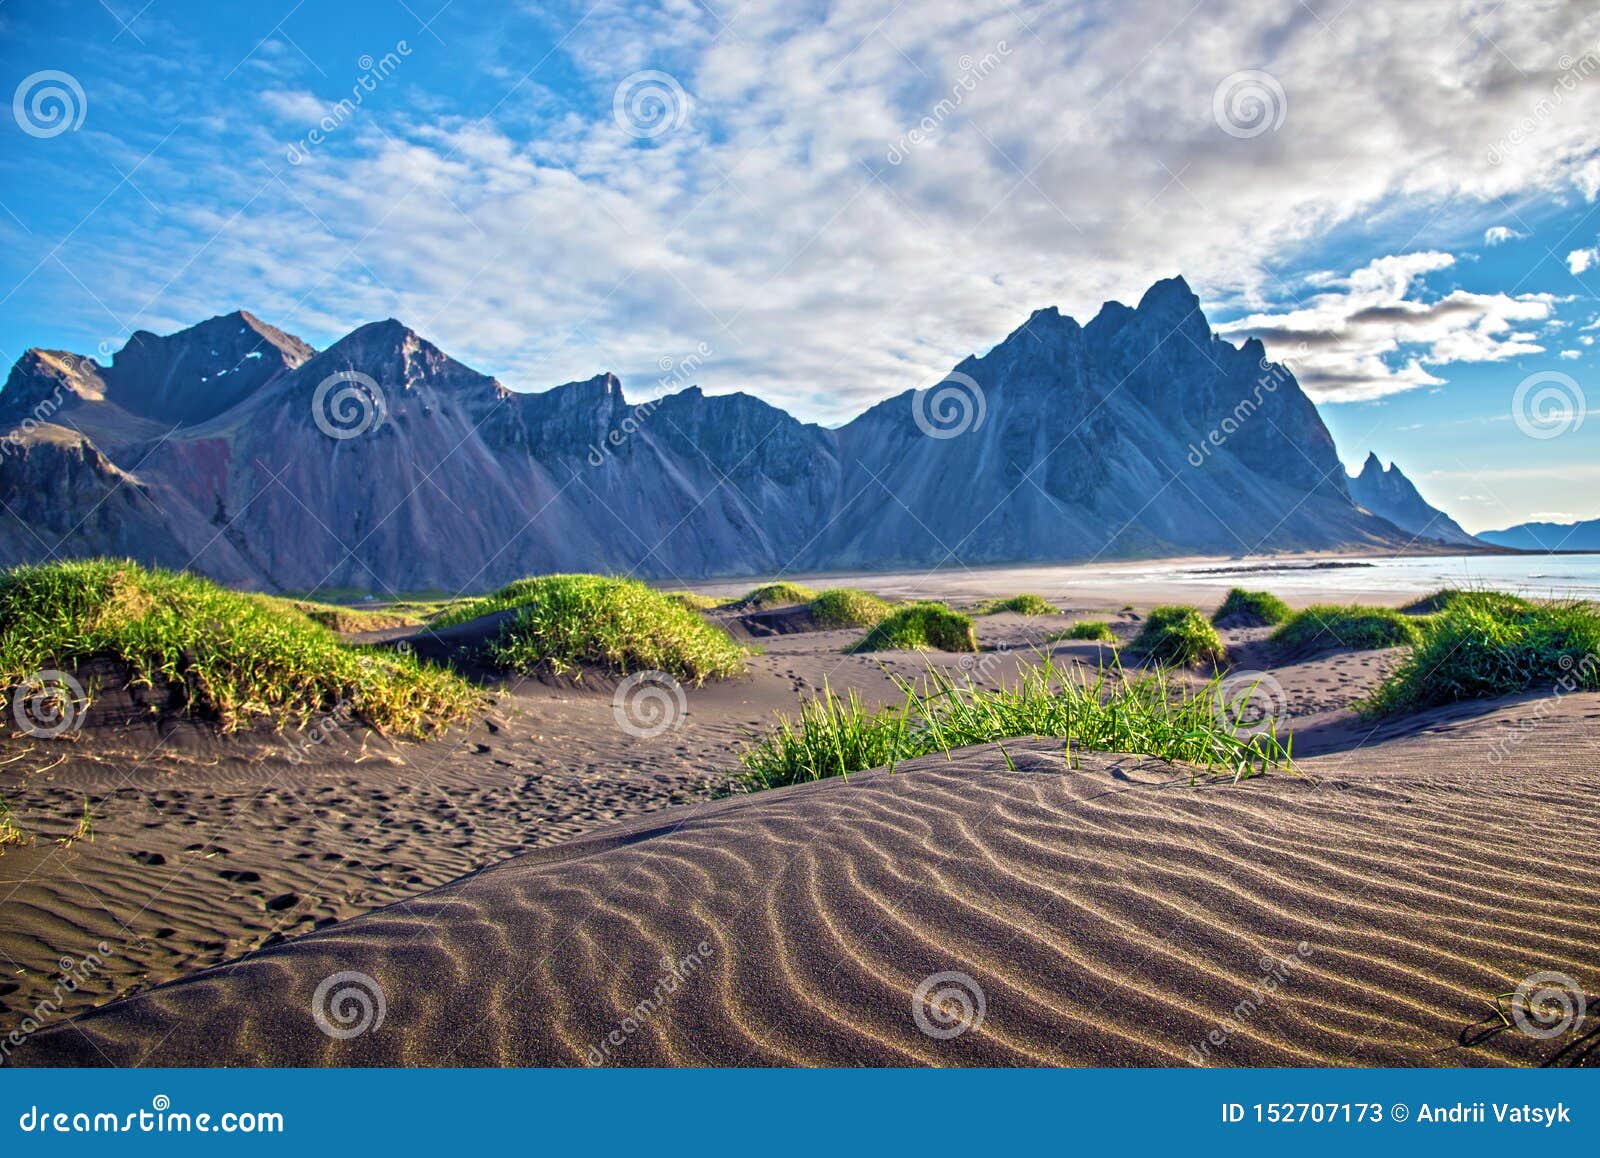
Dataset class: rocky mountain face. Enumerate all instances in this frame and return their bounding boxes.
[0,280,1441,594]
[1477,517,1600,551]
[1346,452,1480,548]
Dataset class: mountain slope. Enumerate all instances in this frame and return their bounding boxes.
[0,281,1427,593]
[1346,452,1479,548]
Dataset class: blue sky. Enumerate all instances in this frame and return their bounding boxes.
[2,0,1598,532]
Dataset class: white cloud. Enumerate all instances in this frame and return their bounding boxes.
[1483,225,1523,246]
[1560,348,1582,359]
[1569,247,1599,275]
[23,0,1600,422]
[1216,252,1557,401]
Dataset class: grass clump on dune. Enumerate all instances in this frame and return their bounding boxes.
[662,591,726,613]
[1052,620,1117,643]
[0,560,477,737]
[1366,597,1600,715]
[1128,606,1228,667]
[808,588,893,629]
[1400,588,1533,618]
[1212,588,1292,627]
[975,593,1059,616]
[737,582,818,609]
[257,596,425,634]
[847,602,977,653]
[437,574,746,683]
[737,654,1292,791]
[1272,604,1421,653]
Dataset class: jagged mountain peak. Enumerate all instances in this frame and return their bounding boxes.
[94,309,314,426]
[1347,450,1478,547]
[0,285,1434,590]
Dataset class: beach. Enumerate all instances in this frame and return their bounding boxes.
[3,578,1596,1067]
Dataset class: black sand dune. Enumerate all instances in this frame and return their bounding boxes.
[14,695,1599,1068]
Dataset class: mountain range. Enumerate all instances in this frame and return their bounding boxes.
[0,277,1484,595]
[1477,517,1600,552]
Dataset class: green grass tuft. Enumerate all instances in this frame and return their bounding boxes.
[436,573,746,683]
[847,602,977,653]
[737,582,819,609]
[1212,588,1292,627]
[1365,597,1600,714]
[1128,606,1228,667]
[0,560,477,737]
[808,588,893,629]
[1272,604,1422,653]
[1053,620,1117,643]
[736,681,910,788]
[256,596,426,634]
[662,591,726,613]
[975,593,1059,616]
[737,654,1291,791]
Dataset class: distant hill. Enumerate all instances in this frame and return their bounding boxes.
[1346,452,1480,547]
[0,278,1433,593]
[1478,518,1600,552]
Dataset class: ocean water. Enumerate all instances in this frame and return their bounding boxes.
[786,552,1600,606]
[1138,553,1600,600]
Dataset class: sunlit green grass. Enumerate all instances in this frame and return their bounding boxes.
[1272,604,1421,652]
[847,602,977,653]
[661,591,727,613]
[435,573,746,682]
[1052,620,1117,643]
[1129,606,1228,667]
[1212,588,1292,626]
[808,588,893,629]
[1366,597,1600,714]
[256,595,427,634]
[737,654,1292,791]
[974,593,1059,616]
[737,582,819,609]
[0,560,478,736]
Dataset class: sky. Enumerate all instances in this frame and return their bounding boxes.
[1,0,1598,533]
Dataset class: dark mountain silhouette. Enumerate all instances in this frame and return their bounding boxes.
[1346,452,1479,548]
[0,279,1453,593]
